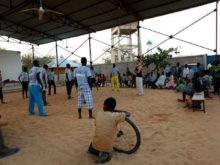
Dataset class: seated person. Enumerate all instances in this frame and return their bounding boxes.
[175,80,184,92]
[166,72,175,89]
[155,72,166,88]
[88,97,129,164]
[149,72,157,88]
[178,77,193,102]
[0,114,19,159]
[202,70,212,97]
[193,72,203,93]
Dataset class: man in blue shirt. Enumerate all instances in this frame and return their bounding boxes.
[74,57,94,119]
[111,64,120,91]
[90,65,97,90]
[196,63,203,73]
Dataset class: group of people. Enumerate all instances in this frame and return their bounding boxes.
[109,60,144,95]
[1,57,219,163]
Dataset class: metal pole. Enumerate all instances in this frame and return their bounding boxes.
[32,45,35,61]
[216,0,219,61]
[55,41,60,81]
[137,21,140,59]
[89,33,92,66]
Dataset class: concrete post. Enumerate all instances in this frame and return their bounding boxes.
[117,27,121,62]
[32,45,35,61]
[129,34,133,61]
[55,41,59,81]
[89,33,92,66]
[111,35,115,63]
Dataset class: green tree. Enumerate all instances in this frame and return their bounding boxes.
[21,54,54,69]
[140,47,178,72]
[21,54,33,69]
[102,57,111,64]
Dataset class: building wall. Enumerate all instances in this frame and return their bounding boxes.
[0,50,22,81]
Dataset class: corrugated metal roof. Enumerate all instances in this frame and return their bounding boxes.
[0,0,216,45]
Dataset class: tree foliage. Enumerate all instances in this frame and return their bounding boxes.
[102,57,111,64]
[140,47,178,72]
[21,54,54,69]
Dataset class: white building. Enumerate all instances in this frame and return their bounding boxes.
[0,49,22,82]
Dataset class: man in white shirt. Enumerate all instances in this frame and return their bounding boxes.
[18,67,29,99]
[48,68,56,95]
[182,64,189,78]
[65,64,72,99]
[28,60,47,117]
[41,65,49,106]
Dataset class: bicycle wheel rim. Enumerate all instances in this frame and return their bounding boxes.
[113,117,141,154]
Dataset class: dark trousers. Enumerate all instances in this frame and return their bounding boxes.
[0,88,3,100]
[183,91,193,102]
[42,90,47,105]
[21,81,28,98]
[48,80,56,95]
[0,128,7,151]
[214,77,220,94]
[66,81,72,96]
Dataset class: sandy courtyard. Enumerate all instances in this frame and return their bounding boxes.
[0,86,220,165]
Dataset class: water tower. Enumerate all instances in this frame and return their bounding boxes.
[111,22,141,63]
[146,40,153,55]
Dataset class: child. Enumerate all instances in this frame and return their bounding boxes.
[88,97,128,164]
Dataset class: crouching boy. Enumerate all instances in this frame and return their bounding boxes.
[88,97,128,164]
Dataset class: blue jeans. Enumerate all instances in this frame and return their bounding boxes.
[28,85,45,116]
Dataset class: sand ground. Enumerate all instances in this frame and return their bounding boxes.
[0,86,220,165]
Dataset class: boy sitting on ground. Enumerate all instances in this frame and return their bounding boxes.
[88,97,129,164]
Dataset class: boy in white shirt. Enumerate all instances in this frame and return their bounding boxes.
[18,67,29,99]
[48,68,56,95]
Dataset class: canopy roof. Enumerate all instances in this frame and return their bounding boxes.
[0,0,216,45]
[47,55,80,68]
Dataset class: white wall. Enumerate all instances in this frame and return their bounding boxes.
[0,50,22,81]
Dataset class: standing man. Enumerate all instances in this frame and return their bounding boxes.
[212,60,220,95]
[0,70,6,104]
[28,60,47,117]
[176,62,182,77]
[187,66,194,80]
[90,66,96,89]
[18,67,29,99]
[111,64,120,91]
[134,59,143,96]
[48,68,56,95]
[74,57,94,119]
[41,65,49,106]
[182,64,189,78]
[65,64,73,99]
[196,63,203,73]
